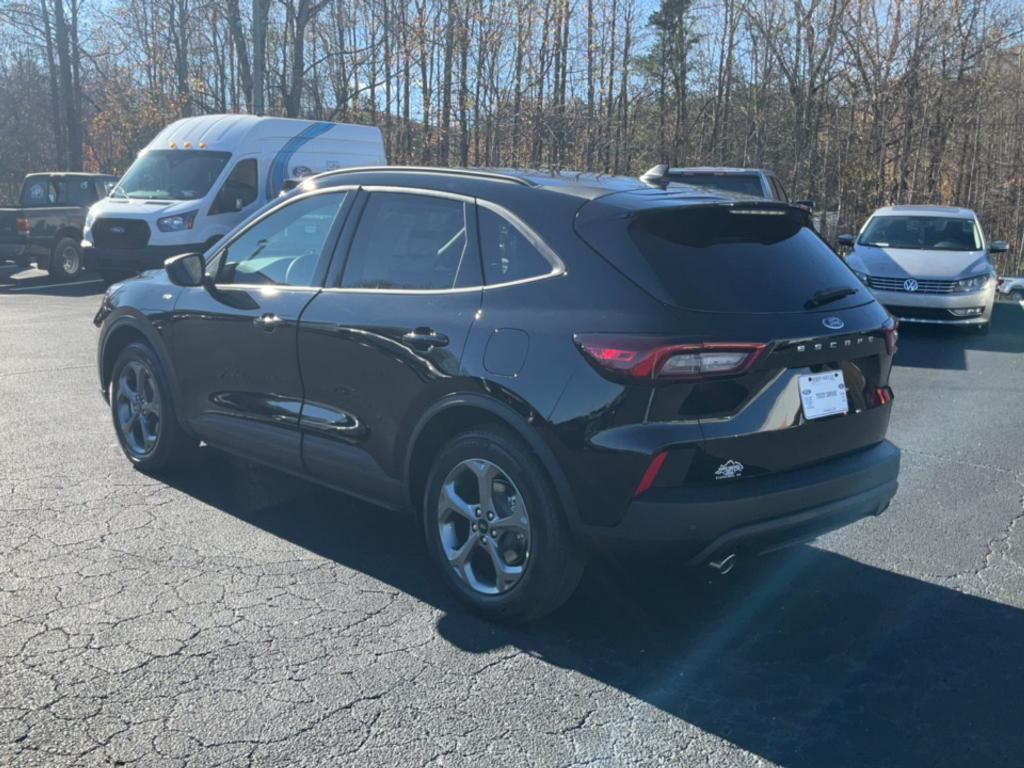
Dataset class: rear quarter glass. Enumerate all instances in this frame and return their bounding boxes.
[577,205,868,313]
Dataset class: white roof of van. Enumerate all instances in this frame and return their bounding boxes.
[149,114,383,154]
[871,205,976,219]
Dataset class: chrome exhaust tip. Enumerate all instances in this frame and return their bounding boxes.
[707,553,737,575]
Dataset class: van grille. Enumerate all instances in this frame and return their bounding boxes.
[93,218,150,249]
[867,275,956,294]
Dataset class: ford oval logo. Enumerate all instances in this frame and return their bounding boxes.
[822,316,845,330]
[904,278,919,292]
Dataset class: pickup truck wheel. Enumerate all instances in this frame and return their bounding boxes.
[422,425,585,622]
[49,237,82,280]
[110,342,194,473]
[1011,289,1024,303]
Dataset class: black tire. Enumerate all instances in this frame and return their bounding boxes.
[1011,289,1024,303]
[422,425,585,622]
[49,237,82,280]
[109,342,194,473]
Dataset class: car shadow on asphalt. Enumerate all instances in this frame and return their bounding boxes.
[894,302,1024,371]
[0,265,106,295]
[161,450,1024,768]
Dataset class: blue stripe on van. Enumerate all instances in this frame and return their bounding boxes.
[265,122,335,198]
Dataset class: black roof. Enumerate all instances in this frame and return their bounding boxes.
[308,165,758,209]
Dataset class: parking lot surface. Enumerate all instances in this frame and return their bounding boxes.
[2,265,1023,767]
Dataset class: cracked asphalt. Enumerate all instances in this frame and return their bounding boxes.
[2,266,1023,767]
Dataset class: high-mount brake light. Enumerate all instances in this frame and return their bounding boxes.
[574,335,766,382]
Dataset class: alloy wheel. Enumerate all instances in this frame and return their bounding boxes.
[115,360,161,457]
[436,458,531,595]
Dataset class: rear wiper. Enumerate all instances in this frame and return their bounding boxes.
[805,286,857,309]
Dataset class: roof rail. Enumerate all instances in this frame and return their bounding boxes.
[314,165,537,187]
[639,164,670,189]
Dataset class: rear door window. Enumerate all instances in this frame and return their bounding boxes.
[579,205,866,313]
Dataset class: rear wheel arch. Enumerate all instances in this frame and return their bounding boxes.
[404,395,581,533]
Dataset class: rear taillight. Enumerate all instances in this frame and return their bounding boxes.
[574,334,766,382]
[883,319,898,355]
[15,218,31,235]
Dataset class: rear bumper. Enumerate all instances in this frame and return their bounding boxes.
[82,241,206,273]
[596,440,900,561]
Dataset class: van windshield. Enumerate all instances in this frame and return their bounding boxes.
[858,215,981,251]
[113,150,231,201]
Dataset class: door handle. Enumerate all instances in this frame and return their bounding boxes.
[403,327,449,350]
[253,313,283,331]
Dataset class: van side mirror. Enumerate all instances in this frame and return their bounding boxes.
[837,234,855,248]
[165,252,206,287]
[989,240,1009,254]
[795,198,816,211]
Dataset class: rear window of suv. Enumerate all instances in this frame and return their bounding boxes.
[581,205,866,313]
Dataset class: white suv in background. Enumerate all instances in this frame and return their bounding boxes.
[839,206,1008,332]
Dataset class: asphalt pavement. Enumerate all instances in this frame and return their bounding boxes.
[2,264,1023,767]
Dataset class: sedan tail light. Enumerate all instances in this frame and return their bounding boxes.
[15,218,31,235]
[574,334,766,382]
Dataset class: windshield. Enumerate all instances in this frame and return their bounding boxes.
[668,173,765,198]
[114,150,231,201]
[859,215,981,251]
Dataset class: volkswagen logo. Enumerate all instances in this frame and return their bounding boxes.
[822,316,845,330]
[903,278,919,292]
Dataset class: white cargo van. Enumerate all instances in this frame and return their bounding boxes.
[82,114,385,280]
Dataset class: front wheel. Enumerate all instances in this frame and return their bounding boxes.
[422,425,584,622]
[109,342,194,472]
[49,237,82,280]
[1010,289,1024,303]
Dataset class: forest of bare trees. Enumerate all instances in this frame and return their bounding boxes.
[0,0,1022,273]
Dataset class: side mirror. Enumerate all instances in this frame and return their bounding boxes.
[989,240,1009,254]
[795,198,816,211]
[837,234,855,248]
[165,252,206,287]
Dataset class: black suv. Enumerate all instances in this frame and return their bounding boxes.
[94,167,900,621]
